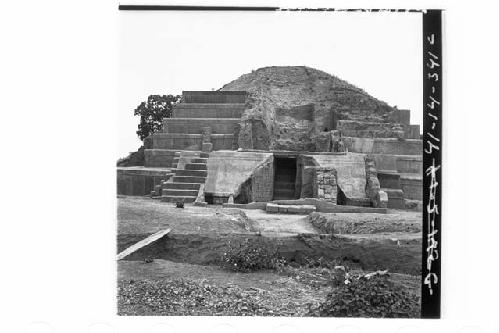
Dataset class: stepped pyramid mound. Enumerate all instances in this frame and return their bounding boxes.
[121,66,422,206]
[220,66,401,150]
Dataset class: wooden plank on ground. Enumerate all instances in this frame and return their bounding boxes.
[117,228,171,261]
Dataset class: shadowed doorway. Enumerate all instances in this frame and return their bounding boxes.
[273,157,297,200]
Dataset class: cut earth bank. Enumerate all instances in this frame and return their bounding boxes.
[117,196,421,316]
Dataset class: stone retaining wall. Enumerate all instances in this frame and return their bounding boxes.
[117,167,172,196]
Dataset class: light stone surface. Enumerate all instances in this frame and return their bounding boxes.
[204,151,273,198]
[312,153,367,200]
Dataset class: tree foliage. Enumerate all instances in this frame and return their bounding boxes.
[134,94,181,141]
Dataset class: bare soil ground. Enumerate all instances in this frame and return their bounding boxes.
[118,196,256,235]
[117,196,422,316]
[118,259,420,316]
[118,196,420,237]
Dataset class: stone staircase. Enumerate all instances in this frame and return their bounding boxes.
[144,91,248,204]
[273,170,296,200]
[335,110,423,209]
[377,156,423,209]
[145,91,246,156]
[160,151,209,203]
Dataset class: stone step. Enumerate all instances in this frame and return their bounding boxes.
[173,160,208,169]
[373,154,422,173]
[343,137,422,155]
[340,129,405,139]
[382,188,405,198]
[273,195,296,201]
[175,157,207,164]
[173,103,245,119]
[273,189,296,200]
[274,181,295,190]
[344,197,373,207]
[175,169,207,177]
[163,182,201,190]
[161,195,197,203]
[378,170,401,189]
[151,133,235,151]
[174,155,209,163]
[162,189,199,197]
[172,176,206,184]
[275,172,295,179]
[400,175,422,200]
[381,188,405,209]
[266,203,316,214]
[144,149,180,168]
[163,118,240,134]
[182,91,246,104]
[184,163,207,171]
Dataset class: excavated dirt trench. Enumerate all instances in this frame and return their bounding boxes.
[118,232,421,275]
[117,197,422,276]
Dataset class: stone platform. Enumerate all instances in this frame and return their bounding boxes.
[173,103,245,118]
[151,134,235,151]
[144,149,178,168]
[343,137,422,155]
[163,118,240,134]
[117,167,173,196]
[147,91,245,163]
[182,91,246,104]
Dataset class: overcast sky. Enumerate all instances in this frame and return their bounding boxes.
[118,10,422,158]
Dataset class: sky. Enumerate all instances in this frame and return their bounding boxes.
[118,10,422,158]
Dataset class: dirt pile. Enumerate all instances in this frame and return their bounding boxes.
[221,66,397,151]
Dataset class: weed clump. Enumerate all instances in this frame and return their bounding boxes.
[221,238,286,272]
[309,274,419,318]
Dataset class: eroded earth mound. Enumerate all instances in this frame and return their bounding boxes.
[220,66,397,151]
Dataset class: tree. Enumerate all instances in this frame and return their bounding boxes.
[134,94,181,141]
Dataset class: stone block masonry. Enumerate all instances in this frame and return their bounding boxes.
[312,153,367,200]
[117,167,173,196]
[173,103,245,118]
[163,118,240,135]
[204,151,274,200]
[312,167,338,203]
[149,91,247,152]
[389,109,411,125]
[144,149,178,168]
[182,91,247,104]
[300,166,316,198]
[266,203,316,214]
[343,137,422,155]
[151,133,234,151]
[251,157,274,202]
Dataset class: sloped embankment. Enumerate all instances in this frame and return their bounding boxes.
[220,66,397,150]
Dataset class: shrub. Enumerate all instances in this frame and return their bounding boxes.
[221,238,286,272]
[310,274,419,318]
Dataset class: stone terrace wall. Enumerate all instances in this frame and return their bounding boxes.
[182,91,246,104]
[117,167,172,196]
[343,137,422,155]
